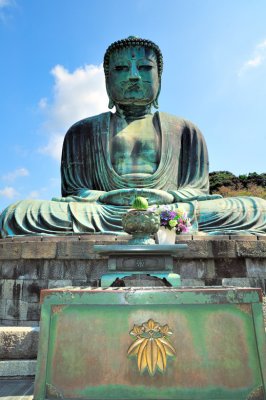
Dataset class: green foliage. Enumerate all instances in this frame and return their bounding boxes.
[209,171,266,193]
[209,171,266,199]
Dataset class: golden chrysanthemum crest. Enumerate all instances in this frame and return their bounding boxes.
[127,318,176,376]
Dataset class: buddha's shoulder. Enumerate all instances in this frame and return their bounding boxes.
[158,112,201,132]
[65,112,111,137]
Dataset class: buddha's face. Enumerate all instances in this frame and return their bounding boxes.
[106,46,160,106]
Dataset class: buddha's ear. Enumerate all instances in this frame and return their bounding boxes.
[108,98,115,109]
[152,81,161,109]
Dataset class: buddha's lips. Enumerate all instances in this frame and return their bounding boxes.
[125,83,142,91]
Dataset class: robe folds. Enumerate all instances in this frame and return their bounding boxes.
[1,112,266,237]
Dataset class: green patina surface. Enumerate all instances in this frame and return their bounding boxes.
[34,288,266,400]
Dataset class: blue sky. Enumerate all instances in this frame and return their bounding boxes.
[0,0,266,211]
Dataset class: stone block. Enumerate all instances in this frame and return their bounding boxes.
[246,258,266,278]
[5,299,28,321]
[41,235,79,242]
[0,300,6,319]
[215,258,247,278]
[47,260,65,279]
[27,303,41,321]
[174,241,212,259]
[0,326,39,359]
[79,234,119,242]
[88,260,108,281]
[17,320,39,327]
[176,235,193,241]
[48,279,72,289]
[236,241,266,257]
[181,278,205,286]
[64,260,87,280]
[258,235,266,241]
[71,279,89,287]
[22,242,57,259]
[194,235,230,241]
[248,278,266,293]
[0,242,21,259]
[178,260,215,279]
[1,279,24,301]
[0,359,36,376]
[0,319,19,326]
[22,280,48,303]
[205,278,222,286]
[211,240,236,258]
[57,241,96,259]
[233,235,258,241]
[23,260,48,280]
[0,260,25,279]
[222,278,252,287]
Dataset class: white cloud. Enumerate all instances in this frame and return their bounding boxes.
[2,167,29,182]
[0,0,12,8]
[39,63,109,161]
[239,39,266,76]
[0,186,18,199]
[0,0,15,23]
[38,97,48,109]
[28,190,41,199]
[39,134,64,161]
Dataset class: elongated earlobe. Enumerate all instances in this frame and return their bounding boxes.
[108,98,114,109]
[152,99,159,109]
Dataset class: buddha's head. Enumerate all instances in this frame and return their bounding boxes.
[104,36,163,110]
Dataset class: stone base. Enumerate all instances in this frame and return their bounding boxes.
[0,234,266,325]
[0,359,36,377]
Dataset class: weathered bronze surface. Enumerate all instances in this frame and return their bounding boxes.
[122,210,160,244]
[34,287,266,400]
[1,36,266,237]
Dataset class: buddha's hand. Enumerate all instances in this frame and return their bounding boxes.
[52,189,106,202]
[98,188,175,206]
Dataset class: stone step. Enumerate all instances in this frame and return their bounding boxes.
[0,326,39,360]
[0,359,36,377]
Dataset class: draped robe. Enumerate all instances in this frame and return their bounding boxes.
[1,112,266,237]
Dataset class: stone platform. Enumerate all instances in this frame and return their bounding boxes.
[1,234,266,378]
[0,234,266,326]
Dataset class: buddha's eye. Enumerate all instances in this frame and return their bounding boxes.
[138,65,153,71]
[115,66,129,72]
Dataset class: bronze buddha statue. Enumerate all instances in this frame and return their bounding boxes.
[1,36,266,236]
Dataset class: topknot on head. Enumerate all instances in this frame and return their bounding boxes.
[103,36,163,78]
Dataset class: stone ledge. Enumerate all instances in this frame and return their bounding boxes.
[0,235,265,260]
[0,359,36,377]
[0,327,39,360]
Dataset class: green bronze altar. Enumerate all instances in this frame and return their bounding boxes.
[34,287,266,400]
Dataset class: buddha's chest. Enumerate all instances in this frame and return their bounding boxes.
[110,116,160,176]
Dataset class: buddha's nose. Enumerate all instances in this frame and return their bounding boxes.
[129,64,140,81]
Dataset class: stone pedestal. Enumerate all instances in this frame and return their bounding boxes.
[1,234,266,326]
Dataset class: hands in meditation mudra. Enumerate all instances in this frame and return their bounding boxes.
[1,36,266,236]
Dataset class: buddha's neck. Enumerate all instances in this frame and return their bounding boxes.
[115,104,152,121]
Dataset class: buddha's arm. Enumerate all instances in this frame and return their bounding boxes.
[52,189,106,203]
[58,121,107,201]
[168,121,221,202]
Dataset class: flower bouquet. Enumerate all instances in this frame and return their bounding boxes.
[149,205,191,244]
